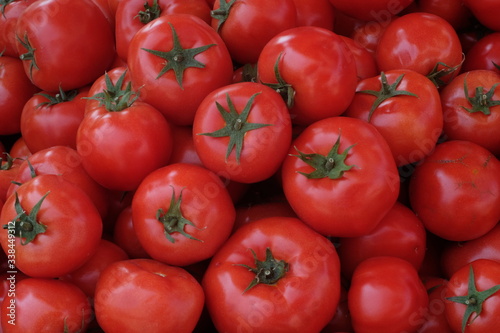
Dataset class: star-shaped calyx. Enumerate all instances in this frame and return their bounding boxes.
[461,74,500,115]
[141,22,215,88]
[197,92,271,163]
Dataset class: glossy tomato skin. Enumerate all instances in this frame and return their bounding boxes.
[211,0,297,65]
[462,33,500,74]
[113,206,151,259]
[327,0,413,22]
[94,258,204,333]
[0,0,37,57]
[20,86,89,154]
[0,174,102,278]
[376,12,463,86]
[128,14,233,126]
[418,276,454,333]
[291,0,335,30]
[202,217,341,333]
[348,256,429,333]
[344,69,443,166]
[463,0,500,32]
[0,278,93,332]
[0,55,40,135]
[257,26,358,125]
[409,140,500,241]
[76,101,173,192]
[132,163,236,266]
[340,36,379,81]
[338,201,427,279]
[418,0,473,31]
[84,66,131,115]
[444,259,500,333]
[281,116,400,237]
[15,0,115,92]
[193,82,292,184]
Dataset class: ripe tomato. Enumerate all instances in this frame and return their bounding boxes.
[463,0,500,32]
[193,82,292,184]
[128,13,233,126]
[15,0,115,92]
[291,0,335,30]
[418,0,473,31]
[418,276,454,333]
[281,116,400,237]
[257,26,358,125]
[445,259,500,333]
[113,206,151,259]
[440,70,500,156]
[7,137,31,163]
[202,216,341,333]
[343,69,443,166]
[340,36,379,81]
[376,12,463,87]
[94,258,205,333]
[462,33,500,74]
[409,140,500,241]
[327,0,413,22]
[0,174,102,278]
[0,154,19,201]
[348,256,429,333]
[210,0,297,64]
[132,163,236,266]
[0,0,37,57]
[1,278,93,332]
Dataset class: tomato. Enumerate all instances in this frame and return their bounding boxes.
[59,238,129,299]
[0,0,37,57]
[343,69,443,166]
[440,70,500,156]
[15,0,115,92]
[132,163,236,266]
[350,18,391,55]
[20,85,89,154]
[418,0,473,31]
[409,140,500,241]
[0,55,40,135]
[6,145,110,219]
[441,224,500,279]
[327,0,413,22]
[291,0,335,30]
[462,33,500,75]
[210,0,297,65]
[418,276,454,333]
[193,82,292,184]
[202,216,341,333]
[0,154,19,201]
[76,74,173,192]
[463,0,500,32]
[115,0,211,61]
[128,13,233,126]
[445,259,500,333]
[7,137,31,163]
[281,116,400,237]
[340,36,379,81]
[257,26,358,125]
[0,174,102,278]
[348,256,429,333]
[233,200,297,233]
[113,206,151,259]
[376,12,463,87]
[338,201,427,279]
[1,277,93,332]
[94,258,205,333]
[321,286,354,333]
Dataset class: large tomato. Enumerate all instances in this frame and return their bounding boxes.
[257,26,358,125]
[15,0,115,91]
[409,140,500,241]
[94,258,205,333]
[281,116,400,237]
[463,0,500,32]
[462,33,500,74]
[348,256,429,333]
[0,174,102,278]
[202,216,341,333]
[127,13,234,126]
[132,163,236,266]
[0,0,37,57]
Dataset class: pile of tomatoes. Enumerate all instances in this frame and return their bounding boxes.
[1,0,500,332]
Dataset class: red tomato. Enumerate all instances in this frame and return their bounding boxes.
[233,200,297,233]
[348,256,429,333]
[291,0,335,30]
[1,278,93,332]
[418,276,454,333]
[0,0,37,57]
[20,86,89,153]
[463,0,500,32]
[0,154,19,201]
[462,33,500,74]
[7,137,31,163]
[440,70,500,156]
[202,216,341,333]
[210,0,297,64]
[343,69,443,166]
[327,0,413,22]
[281,116,400,237]
[15,0,115,92]
[350,19,391,55]
[193,82,292,184]
[376,12,463,87]
[113,206,151,259]
[94,258,205,333]
[132,163,236,266]
[338,201,427,279]
[128,13,233,126]
[409,140,500,241]
[418,0,473,31]
[0,174,102,278]
[59,239,129,298]
[257,26,358,125]
[340,36,379,81]
[0,55,40,135]
[445,259,500,333]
